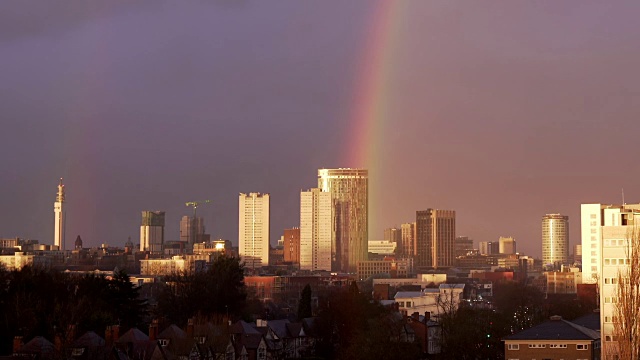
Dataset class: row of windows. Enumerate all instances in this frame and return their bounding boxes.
[507,343,588,350]
[605,258,630,265]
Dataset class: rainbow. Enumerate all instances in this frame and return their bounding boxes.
[347,1,405,233]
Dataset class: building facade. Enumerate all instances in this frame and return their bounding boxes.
[384,227,402,243]
[318,168,368,273]
[179,216,205,245]
[542,214,569,268]
[300,188,332,271]
[400,222,417,258]
[416,209,456,269]
[239,193,270,269]
[53,178,65,250]
[498,236,516,255]
[283,228,301,265]
[140,211,165,254]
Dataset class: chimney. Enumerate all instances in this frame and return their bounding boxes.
[111,325,120,343]
[68,324,76,344]
[424,312,430,324]
[187,318,194,338]
[412,312,419,321]
[13,336,23,354]
[55,334,62,352]
[149,319,159,341]
[105,326,112,346]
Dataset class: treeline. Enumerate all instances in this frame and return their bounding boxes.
[0,266,146,355]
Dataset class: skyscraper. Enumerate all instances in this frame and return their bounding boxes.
[416,209,456,269]
[300,188,332,271]
[53,178,65,250]
[140,211,165,254]
[318,168,368,273]
[542,214,569,268]
[400,222,416,258]
[179,216,205,244]
[239,192,270,269]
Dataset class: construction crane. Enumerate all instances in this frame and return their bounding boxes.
[185,199,212,218]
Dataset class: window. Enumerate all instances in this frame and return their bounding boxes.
[577,344,588,350]
[72,348,84,356]
[398,301,405,307]
[507,344,519,350]
[159,339,169,346]
[406,301,412,307]
[549,344,567,348]
[529,344,545,348]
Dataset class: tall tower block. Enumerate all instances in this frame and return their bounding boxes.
[318,168,368,273]
[53,178,65,250]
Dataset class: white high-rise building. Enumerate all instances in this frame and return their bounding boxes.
[300,188,332,271]
[581,203,640,357]
[53,178,65,250]
[140,211,165,254]
[239,193,270,269]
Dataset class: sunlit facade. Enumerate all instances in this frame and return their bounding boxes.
[140,211,165,254]
[53,178,65,250]
[318,168,368,273]
[542,214,569,268]
[300,189,331,271]
[416,209,456,269]
[239,192,270,269]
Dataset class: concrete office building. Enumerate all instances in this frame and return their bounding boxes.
[283,228,301,265]
[53,178,65,250]
[455,236,474,257]
[581,203,640,357]
[416,209,456,269]
[179,216,205,245]
[140,211,165,254]
[318,168,368,273]
[542,214,569,268]
[384,227,402,243]
[300,188,332,271]
[400,222,416,258]
[499,236,516,255]
[239,192,270,269]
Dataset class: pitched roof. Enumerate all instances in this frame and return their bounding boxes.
[286,323,303,338]
[266,319,290,339]
[504,316,601,341]
[157,324,186,341]
[72,331,105,347]
[236,333,264,350]
[394,291,422,299]
[117,327,150,343]
[570,312,600,332]
[18,336,55,355]
[230,320,260,335]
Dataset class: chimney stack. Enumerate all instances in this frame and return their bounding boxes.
[105,326,112,346]
[149,319,159,341]
[111,325,120,343]
[187,318,194,338]
[13,336,23,354]
[424,312,430,324]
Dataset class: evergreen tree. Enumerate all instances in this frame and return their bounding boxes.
[297,284,312,320]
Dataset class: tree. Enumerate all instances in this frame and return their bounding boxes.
[613,226,640,359]
[156,255,247,325]
[297,284,312,320]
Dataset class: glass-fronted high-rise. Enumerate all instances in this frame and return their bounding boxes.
[318,168,368,273]
[542,214,569,268]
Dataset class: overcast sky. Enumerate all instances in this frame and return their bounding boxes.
[2,1,640,257]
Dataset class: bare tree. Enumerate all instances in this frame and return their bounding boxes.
[613,226,640,359]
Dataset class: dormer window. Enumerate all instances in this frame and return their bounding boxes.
[72,348,85,356]
[195,336,206,344]
[159,339,169,347]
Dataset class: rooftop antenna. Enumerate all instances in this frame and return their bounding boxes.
[622,188,625,209]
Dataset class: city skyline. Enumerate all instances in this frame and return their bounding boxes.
[3,2,640,257]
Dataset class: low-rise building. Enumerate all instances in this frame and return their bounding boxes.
[394,284,465,318]
[503,315,601,360]
[356,258,409,280]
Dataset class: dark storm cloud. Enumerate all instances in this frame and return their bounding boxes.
[2,1,640,257]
